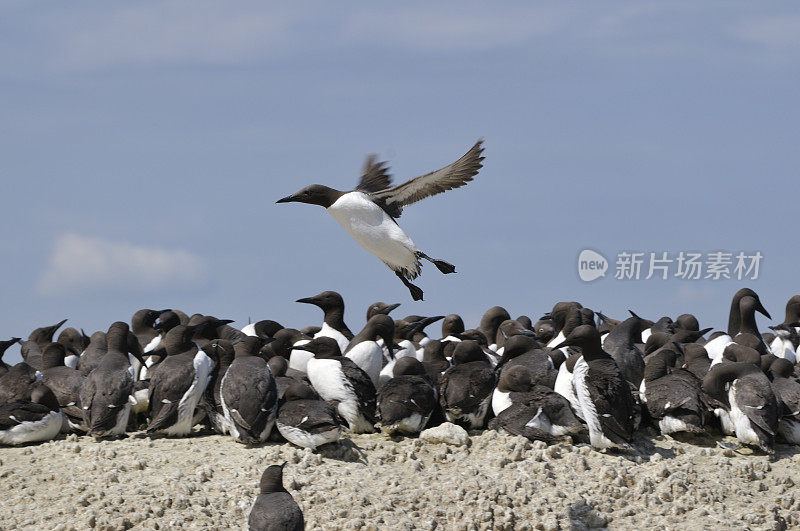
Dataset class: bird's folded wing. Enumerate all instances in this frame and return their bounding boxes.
[356,154,393,193]
[370,140,484,218]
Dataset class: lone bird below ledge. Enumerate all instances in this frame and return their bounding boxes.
[276,140,485,301]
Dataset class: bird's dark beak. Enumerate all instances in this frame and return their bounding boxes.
[291,343,312,352]
[553,339,570,349]
[384,303,401,314]
[757,302,771,320]
[276,195,296,204]
[296,297,316,305]
[516,329,540,340]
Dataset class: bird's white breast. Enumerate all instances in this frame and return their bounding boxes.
[327,192,419,272]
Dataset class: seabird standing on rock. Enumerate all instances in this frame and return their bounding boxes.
[220,337,279,444]
[203,340,235,434]
[377,357,437,435]
[276,380,343,450]
[763,357,800,444]
[640,348,712,435]
[488,367,584,442]
[296,291,353,352]
[555,325,637,451]
[297,337,377,433]
[146,323,214,437]
[702,361,778,453]
[438,340,496,429]
[80,322,144,438]
[248,463,304,531]
[40,343,86,431]
[277,140,484,300]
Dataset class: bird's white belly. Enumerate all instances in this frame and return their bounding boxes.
[345,341,382,386]
[328,193,419,273]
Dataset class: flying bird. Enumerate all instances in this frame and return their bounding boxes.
[276,140,485,300]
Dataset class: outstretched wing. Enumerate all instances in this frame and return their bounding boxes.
[370,140,484,218]
[356,154,393,193]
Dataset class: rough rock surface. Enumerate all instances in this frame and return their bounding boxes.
[419,422,470,447]
[2,430,799,530]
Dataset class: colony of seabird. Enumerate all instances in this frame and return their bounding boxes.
[2,289,800,528]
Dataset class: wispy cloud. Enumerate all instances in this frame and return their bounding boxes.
[735,15,800,50]
[343,5,577,52]
[37,233,206,296]
[49,2,301,70]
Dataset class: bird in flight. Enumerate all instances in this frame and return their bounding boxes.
[276,140,485,301]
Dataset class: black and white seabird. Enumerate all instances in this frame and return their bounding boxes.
[248,463,304,531]
[79,322,143,438]
[0,338,21,375]
[276,379,343,450]
[277,141,484,301]
[220,337,279,444]
[146,323,215,437]
[40,343,86,431]
[377,357,437,435]
[702,360,778,453]
[555,325,637,451]
[640,348,712,435]
[764,357,800,444]
[488,367,584,442]
[296,291,354,352]
[203,340,236,434]
[438,340,496,429]
[0,383,64,445]
[297,337,377,433]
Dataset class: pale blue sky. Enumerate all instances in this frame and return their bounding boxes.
[2,2,799,363]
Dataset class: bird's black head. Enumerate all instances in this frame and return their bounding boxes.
[276,184,343,208]
[554,324,602,353]
[259,463,288,494]
[296,291,344,312]
[292,336,342,359]
[366,302,400,321]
